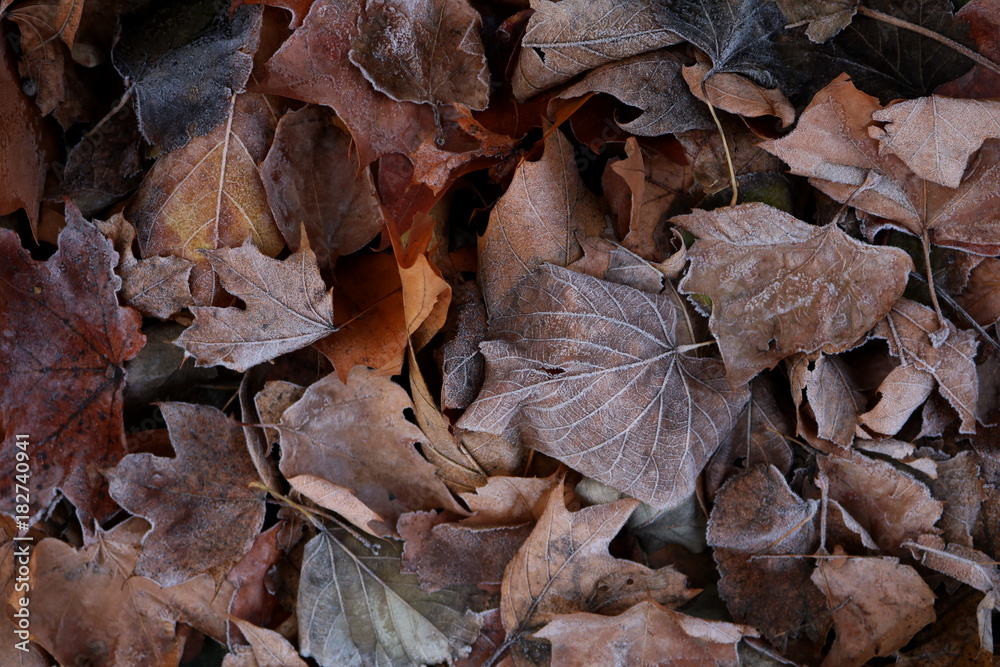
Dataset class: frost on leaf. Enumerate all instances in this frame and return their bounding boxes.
[676,203,912,386]
[459,264,748,509]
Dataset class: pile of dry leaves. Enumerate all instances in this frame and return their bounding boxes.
[2,0,1000,664]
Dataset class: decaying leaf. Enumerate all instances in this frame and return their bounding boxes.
[676,203,912,386]
[176,239,336,372]
[6,0,83,115]
[349,0,490,110]
[298,529,481,667]
[440,282,488,411]
[512,0,682,101]
[460,264,748,509]
[278,367,463,537]
[126,93,284,303]
[536,601,757,667]
[105,403,266,586]
[113,0,261,150]
[0,208,145,523]
[501,483,695,642]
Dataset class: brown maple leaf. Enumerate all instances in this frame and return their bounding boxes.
[0,206,145,524]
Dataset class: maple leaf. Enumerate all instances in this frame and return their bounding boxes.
[112,0,261,150]
[459,264,748,509]
[349,0,490,110]
[535,601,757,667]
[500,484,695,647]
[676,203,913,386]
[126,92,285,303]
[260,105,384,273]
[761,75,1000,254]
[297,529,481,667]
[105,403,266,587]
[512,0,682,101]
[0,207,145,524]
[277,367,464,537]
[176,239,336,372]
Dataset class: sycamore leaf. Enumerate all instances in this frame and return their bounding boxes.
[652,0,786,88]
[278,368,464,537]
[349,0,490,110]
[536,601,757,667]
[105,403,266,587]
[675,203,913,386]
[478,129,605,316]
[811,554,935,667]
[298,530,481,667]
[761,75,1000,254]
[501,484,695,641]
[512,0,682,101]
[176,240,336,372]
[0,207,145,524]
[459,264,748,509]
[126,93,285,303]
[260,105,384,273]
[869,298,979,433]
[113,0,261,151]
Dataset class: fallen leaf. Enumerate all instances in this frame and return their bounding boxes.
[478,129,605,315]
[0,207,145,523]
[791,353,865,448]
[7,0,83,115]
[259,0,437,167]
[552,49,713,137]
[957,258,1000,326]
[224,618,307,667]
[675,203,912,386]
[682,55,795,126]
[707,465,830,650]
[298,529,481,667]
[105,402,266,586]
[811,553,935,667]
[896,588,995,667]
[399,249,451,350]
[175,239,336,372]
[440,281,488,411]
[858,364,935,437]
[501,483,695,643]
[459,264,748,509]
[112,0,261,150]
[260,105,384,272]
[349,0,490,110]
[61,105,143,216]
[818,448,942,557]
[871,96,1000,188]
[869,298,979,433]
[226,523,287,645]
[930,451,986,547]
[31,517,234,666]
[277,367,464,537]
[512,0,681,101]
[536,600,757,667]
[773,0,858,43]
[936,0,1000,100]
[126,93,285,304]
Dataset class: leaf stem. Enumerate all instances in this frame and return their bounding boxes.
[675,339,718,354]
[701,78,739,207]
[920,231,947,339]
[857,6,1000,78]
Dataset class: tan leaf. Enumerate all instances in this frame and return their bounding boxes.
[929,451,986,547]
[858,364,935,436]
[760,74,1000,254]
[536,601,757,667]
[682,58,795,127]
[512,0,681,101]
[459,474,560,526]
[400,250,452,351]
[793,354,866,448]
[773,0,857,43]
[818,448,942,557]
[260,105,384,272]
[126,93,284,303]
[501,483,695,641]
[278,367,464,537]
[552,50,713,136]
[105,403,266,586]
[224,618,307,667]
[478,129,605,315]
[458,264,748,509]
[440,281,487,411]
[676,203,912,386]
[297,530,481,667]
[31,517,234,666]
[259,0,436,167]
[870,298,979,433]
[707,465,830,649]
[349,0,490,109]
[176,240,336,372]
[871,96,1000,188]
[811,553,935,667]
[957,257,1000,326]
